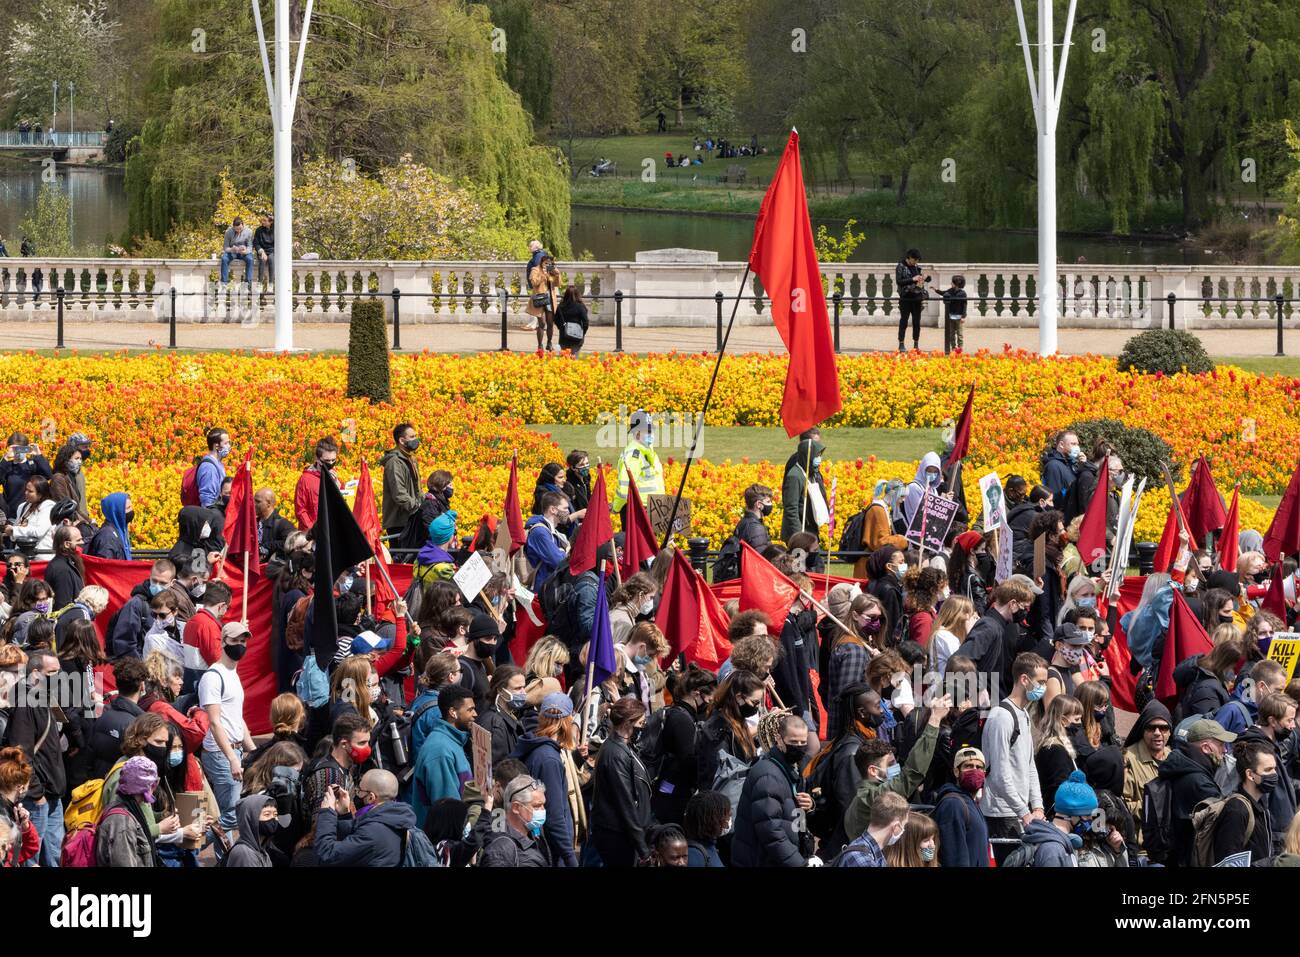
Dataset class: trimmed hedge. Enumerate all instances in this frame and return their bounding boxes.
[1049,417,1179,487]
[346,298,391,403]
[1117,329,1214,376]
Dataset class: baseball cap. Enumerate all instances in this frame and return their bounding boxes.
[540,692,573,719]
[952,746,986,772]
[1185,719,1236,744]
[1007,573,1044,596]
[351,630,392,655]
[1054,622,1091,646]
[221,621,251,641]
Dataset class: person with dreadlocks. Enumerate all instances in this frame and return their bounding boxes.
[804,684,884,858]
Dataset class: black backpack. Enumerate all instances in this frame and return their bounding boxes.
[1141,774,1175,865]
[838,507,868,553]
[636,707,671,782]
[979,700,1022,755]
[540,564,579,645]
[712,536,740,584]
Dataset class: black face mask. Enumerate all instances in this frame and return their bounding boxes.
[258,819,280,837]
[473,638,496,658]
[224,643,248,662]
[738,701,760,718]
[144,743,169,775]
[402,438,420,452]
[862,711,884,729]
[760,503,773,517]
[319,460,336,472]
[1219,614,1235,625]
[124,509,135,524]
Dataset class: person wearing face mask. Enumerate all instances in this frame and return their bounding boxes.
[954,580,1036,691]
[1157,719,1234,866]
[0,432,52,520]
[86,491,133,561]
[806,685,885,856]
[933,747,991,867]
[1043,623,1093,707]
[1174,625,1246,724]
[865,544,907,641]
[478,666,527,765]
[696,671,764,815]
[49,442,90,516]
[293,437,342,531]
[1208,740,1276,865]
[43,523,84,610]
[90,656,152,777]
[980,652,1048,862]
[412,687,477,827]
[223,793,280,867]
[1004,474,1036,542]
[1234,693,1297,854]
[523,491,572,590]
[193,428,231,510]
[825,594,885,739]
[180,579,231,696]
[853,480,906,578]
[736,483,775,552]
[380,423,422,542]
[649,666,716,824]
[883,809,940,867]
[948,530,990,616]
[480,774,553,867]
[1213,659,1286,735]
[842,694,952,844]
[168,504,225,574]
[198,621,256,839]
[413,510,460,586]
[301,713,371,832]
[731,712,813,867]
[614,410,665,522]
[1042,430,1082,505]
[314,768,416,866]
[835,790,909,867]
[901,451,944,531]
[589,697,654,866]
[563,450,593,514]
[608,573,657,646]
[780,429,826,543]
[1015,769,1096,866]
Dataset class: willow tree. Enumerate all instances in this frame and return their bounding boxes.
[127,0,569,255]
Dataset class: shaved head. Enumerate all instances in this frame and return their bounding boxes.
[360,769,399,801]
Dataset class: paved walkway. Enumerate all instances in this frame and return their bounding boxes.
[2,320,1296,356]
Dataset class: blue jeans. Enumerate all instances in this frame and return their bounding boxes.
[200,747,243,832]
[158,843,200,868]
[220,252,254,284]
[21,796,65,867]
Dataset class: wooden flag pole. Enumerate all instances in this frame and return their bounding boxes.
[241,552,250,621]
[370,557,417,628]
[660,266,752,551]
[364,562,373,617]
[597,458,622,590]
[800,439,813,535]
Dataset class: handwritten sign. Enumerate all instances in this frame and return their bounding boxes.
[470,722,493,794]
[453,550,493,603]
[647,494,692,538]
[905,490,959,554]
[1266,633,1300,682]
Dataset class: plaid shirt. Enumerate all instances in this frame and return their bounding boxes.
[836,831,886,868]
[826,638,870,740]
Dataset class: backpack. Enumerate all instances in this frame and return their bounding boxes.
[838,507,868,553]
[285,594,313,652]
[1192,793,1254,867]
[711,536,740,584]
[296,654,330,708]
[637,706,671,782]
[398,698,443,785]
[399,826,444,867]
[981,700,1022,754]
[61,806,129,867]
[63,757,128,834]
[1140,775,1175,865]
[540,565,579,646]
[712,746,751,825]
[1000,839,1036,868]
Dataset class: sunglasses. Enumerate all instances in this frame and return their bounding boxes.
[1147,724,1171,733]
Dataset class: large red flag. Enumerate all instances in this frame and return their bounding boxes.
[224,449,258,562]
[1182,456,1227,544]
[504,453,527,554]
[1261,563,1289,620]
[620,472,658,581]
[569,465,612,576]
[353,459,397,602]
[1103,575,1147,712]
[1218,486,1240,573]
[1152,496,1196,573]
[1154,590,1214,708]
[655,549,731,669]
[948,383,975,463]
[748,129,842,437]
[1264,460,1300,562]
[739,541,802,633]
[1076,455,1110,571]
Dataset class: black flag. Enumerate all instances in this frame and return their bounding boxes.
[310,465,374,669]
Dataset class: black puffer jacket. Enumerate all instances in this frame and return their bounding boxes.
[731,751,806,867]
[589,735,654,860]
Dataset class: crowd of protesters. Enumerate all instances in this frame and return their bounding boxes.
[1,419,1299,870]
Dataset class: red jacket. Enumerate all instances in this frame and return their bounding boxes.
[143,695,213,793]
[184,608,223,668]
[372,617,410,680]
[294,465,341,531]
[1,814,39,867]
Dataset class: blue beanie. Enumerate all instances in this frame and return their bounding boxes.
[428,510,458,546]
[1053,769,1098,816]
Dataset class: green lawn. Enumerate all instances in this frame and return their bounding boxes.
[525,424,944,464]
[1213,357,1300,377]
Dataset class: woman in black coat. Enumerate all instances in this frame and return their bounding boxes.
[865,544,905,644]
[555,286,590,355]
[650,666,716,825]
[588,697,654,867]
[477,666,526,765]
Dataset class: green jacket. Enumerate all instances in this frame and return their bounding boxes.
[780,438,826,542]
[842,722,938,843]
[379,446,421,534]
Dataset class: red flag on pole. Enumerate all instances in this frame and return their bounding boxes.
[1076,455,1110,571]
[1154,590,1214,708]
[655,549,731,669]
[1152,495,1196,573]
[739,541,802,633]
[569,466,612,576]
[748,130,842,438]
[224,449,258,562]
[353,459,397,602]
[1261,563,1289,620]
[1263,460,1300,562]
[1218,486,1240,573]
[620,472,658,581]
[948,383,975,463]
[1182,455,1227,544]
[504,453,526,554]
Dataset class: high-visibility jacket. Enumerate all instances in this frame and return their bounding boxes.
[613,439,664,512]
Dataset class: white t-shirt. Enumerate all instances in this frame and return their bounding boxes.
[199,660,246,753]
[930,629,960,676]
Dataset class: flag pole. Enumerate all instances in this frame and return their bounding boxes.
[364,562,372,616]
[598,458,622,590]
[659,265,751,550]
[369,557,417,628]
[800,439,813,538]
[241,552,250,621]
[580,558,606,747]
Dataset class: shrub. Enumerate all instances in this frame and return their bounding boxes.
[346,299,391,403]
[1050,417,1179,487]
[1117,329,1214,375]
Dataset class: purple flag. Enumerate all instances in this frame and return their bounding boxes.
[587,571,617,693]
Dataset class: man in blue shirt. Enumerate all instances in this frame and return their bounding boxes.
[198,427,232,508]
[836,790,909,867]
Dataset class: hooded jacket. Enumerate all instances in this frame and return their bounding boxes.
[781,437,827,541]
[87,491,131,560]
[411,716,471,826]
[413,540,457,586]
[315,799,418,867]
[1236,726,1296,851]
[1022,818,1077,867]
[1122,700,1172,829]
[933,782,990,867]
[168,505,225,572]
[523,514,568,590]
[379,446,422,535]
[511,733,580,867]
[225,794,276,867]
[902,452,943,529]
[1157,743,1224,867]
[94,794,158,867]
[1041,449,1078,503]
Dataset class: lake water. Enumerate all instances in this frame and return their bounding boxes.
[0,161,1223,265]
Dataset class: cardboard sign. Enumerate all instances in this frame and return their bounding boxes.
[174,792,211,850]
[1266,633,1300,682]
[905,490,959,554]
[979,472,1006,532]
[470,722,493,794]
[1033,533,1046,581]
[453,550,493,603]
[648,494,691,538]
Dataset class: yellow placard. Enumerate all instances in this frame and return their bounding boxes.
[1266,635,1300,683]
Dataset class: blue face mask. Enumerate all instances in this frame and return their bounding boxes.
[927,472,940,485]
[811,456,822,468]
[1077,596,1096,610]
[168,751,184,768]
[885,763,902,781]
[1026,684,1046,703]
[527,808,546,837]
[148,581,165,596]
[633,654,652,667]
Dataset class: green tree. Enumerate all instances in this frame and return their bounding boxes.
[483,0,554,126]
[3,0,120,124]
[640,0,745,129]
[18,184,73,256]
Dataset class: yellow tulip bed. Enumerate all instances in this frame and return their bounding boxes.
[0,349,1288,550]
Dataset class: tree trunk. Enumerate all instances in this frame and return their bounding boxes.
[836,128,852,184]
[675,88,684,128]
[896,166,910,206]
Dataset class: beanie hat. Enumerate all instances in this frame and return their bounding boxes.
[1053,769,1098,816]
[954,531,984,552]
[118,755,160,804]
[428,510,458,546]
[467,614,499,643]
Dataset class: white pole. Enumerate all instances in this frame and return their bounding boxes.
[1036,0,1057,357]
[272,0,293,351]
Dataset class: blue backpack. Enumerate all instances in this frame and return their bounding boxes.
[400,827,443,867]
[296,655,330,708]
